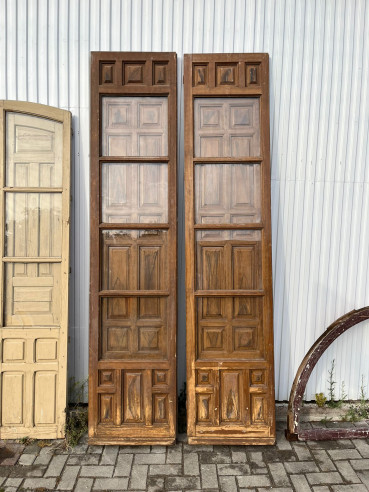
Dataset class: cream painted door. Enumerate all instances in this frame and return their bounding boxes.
[0,101,71,439]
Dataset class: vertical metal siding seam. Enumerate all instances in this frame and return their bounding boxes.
[290,1,307,376]
[274,0,287,395]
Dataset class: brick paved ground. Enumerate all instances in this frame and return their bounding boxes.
[1,422,369,491]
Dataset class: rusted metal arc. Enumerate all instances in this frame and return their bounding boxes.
[286,306,369,441]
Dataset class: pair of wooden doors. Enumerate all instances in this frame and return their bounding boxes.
[89,52,274,445]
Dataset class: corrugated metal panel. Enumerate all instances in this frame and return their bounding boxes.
[1,0,368,401]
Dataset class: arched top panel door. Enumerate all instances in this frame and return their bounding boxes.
[0,101,71,439]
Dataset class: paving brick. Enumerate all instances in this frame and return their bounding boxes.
[263,449,297,463]
[237,474,271,487]
[350,459,369,470]
[353,439,369,458]
[150,445,167,454]
[184,452,199,476]
[258,489,293,492]
[328,449,362,460]
[57,465,80,490]
[335,460,360,483]
[72,443,88,454]
[268,462,291,486]
[308,440,355,450]
[284,461,320,474]
[312,487,330,492]
[21,443,40,455]
[75,478,94,492]
[130,464,148,489]
[217,463,250,475]
[331,485,369,491]
[276,431,292,451]
[4,478,22,487]
[200,464,218,489]
[183,444,213,453]
[248,451,267,474]
[147,477,165,492]
[80,465,114,477]
[100,445,119,465]
[356,471,369,488]
[17,453,36,466]
[219,475,237,492]
[135,453,166,464]
[4,487,18,492]
[312,449,337,471]
[149,464,181,476]
[44,454,68,477]
[114,454,134,476]
[166,476,201,489]
[68,454,100,465]
[93,477,129,490]
[306,472,344,485]
[231,450,246,463]
[33,446,53,465]
[120,445,150,454]
[198,450,231,464]
[290,474,312,492]
[167,443,182,464]
[22,477,56,489]
[88,445,103,454]
[292,442,313,460]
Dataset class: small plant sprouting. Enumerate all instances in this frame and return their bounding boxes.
[64,377,88,449]
[342,375,369,422]
[315,392,327,407]
[326,359,346,409]
[18,436,35,446]
[326,359,337,406]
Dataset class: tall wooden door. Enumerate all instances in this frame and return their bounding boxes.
[89,52,177,445]
[0,101,71,439]
[184,54,275,445]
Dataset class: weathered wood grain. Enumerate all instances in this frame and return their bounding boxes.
[184,54,275,445]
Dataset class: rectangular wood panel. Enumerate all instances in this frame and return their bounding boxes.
[0,101,71,439]
[89,52,177,445]
[185,54,275,445]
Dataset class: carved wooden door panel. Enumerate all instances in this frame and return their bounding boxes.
[0,101,71,439]
[184,54,275,445]
[89,53,177,445]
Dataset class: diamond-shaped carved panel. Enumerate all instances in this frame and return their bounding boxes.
[216,63,238,86]
[100,62,115,84]
[123,63,145,84]
[246,64,260,86]
[153,62,168,85]
[193,64,208,87]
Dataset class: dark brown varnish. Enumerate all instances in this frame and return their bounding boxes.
[89,52,177,445]
[184,54,275,445]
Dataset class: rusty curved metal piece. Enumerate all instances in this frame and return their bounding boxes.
[286,306,369,441]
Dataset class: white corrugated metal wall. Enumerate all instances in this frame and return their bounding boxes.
[1,0,368,402]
